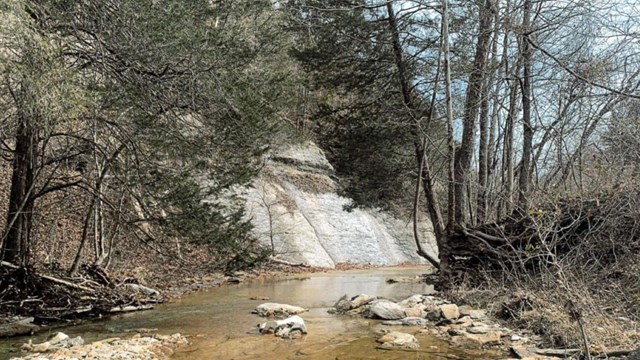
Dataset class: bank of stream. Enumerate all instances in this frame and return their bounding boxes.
[0,267,504,359]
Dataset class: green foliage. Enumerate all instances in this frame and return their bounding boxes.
[151,173,269,272]
[285,0,442,210]
[1,0,295,269]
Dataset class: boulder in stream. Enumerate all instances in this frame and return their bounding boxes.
[439,304,460,320]
[376,331,419,349]
[382,317,427,327]
[399,294,424,308]
[333,294,377,314]
[254,303,308,317]
[20,332,84,353]
[259,315,307,339]
[368,300,406,320]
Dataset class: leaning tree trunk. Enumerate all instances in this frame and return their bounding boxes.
[2,115,38,265]
[386,1,442,269]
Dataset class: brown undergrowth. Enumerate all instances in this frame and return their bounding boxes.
[447,277,640,350]
[445,186,640,350]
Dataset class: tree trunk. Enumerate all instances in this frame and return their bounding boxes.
[518,0,533,209]
[453,0,494,226]
[477,2,499,223]
[386,1,443,270]
[2,115,38,266]
[477,79,490,224]
[442,0,455,234]
[502,52,522,216]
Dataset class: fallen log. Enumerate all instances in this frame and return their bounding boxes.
[40,274,94,292]
[109,305,154,314]
[532,347,637,359]
[122,283,160,297]
[268,257,310,268]
[596,349,636,357]
[534,348,581,357]
[1,261,94,292]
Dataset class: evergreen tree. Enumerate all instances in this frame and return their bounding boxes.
[0,0,290,270]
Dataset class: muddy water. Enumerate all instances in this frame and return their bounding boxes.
[0,268,503,359]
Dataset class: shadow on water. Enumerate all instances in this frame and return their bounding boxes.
[0,267,503,359]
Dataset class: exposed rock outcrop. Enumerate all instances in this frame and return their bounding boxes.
[243,141,437,268]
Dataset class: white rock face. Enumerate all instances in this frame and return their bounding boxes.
[243,141,437,268]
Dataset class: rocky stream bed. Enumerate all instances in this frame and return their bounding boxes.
[3,268,639,360]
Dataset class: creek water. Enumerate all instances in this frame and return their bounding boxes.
[0,267,504,359]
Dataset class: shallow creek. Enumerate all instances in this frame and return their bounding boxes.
[0,267,504,359]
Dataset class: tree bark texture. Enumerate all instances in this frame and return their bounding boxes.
[2,114,38,265]
[453,0,494,226]
[518,0,533,209]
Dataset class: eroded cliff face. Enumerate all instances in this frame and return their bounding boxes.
[242,142,437,268]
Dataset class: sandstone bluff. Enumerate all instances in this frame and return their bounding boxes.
[242,141,437,268]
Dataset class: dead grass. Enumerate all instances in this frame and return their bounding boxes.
[448,276,640,350]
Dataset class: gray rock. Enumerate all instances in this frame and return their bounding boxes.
[334,295,352,313]
[20,332,84,353]
[255,303,308,317]
[422,296,447,306]
[259,315,307,339]
[381,320,404,326]
[258,320,279,334]
[0,317,39,337]
[401,317,427,327]
[467,325,491,334]
[458,305,473,317]
[456,316,473,326]
[452,331,501,347]
[48,332,69,346]
[67,336,84,347]
[426,309,442,321]
[628,348,640,360]
[511,345,536,359]
[369,300,406,320]
[376,331,419,349]
[350,294,377,309]
[448,328,463,336]
[468,310,487,320]
[399,294,424,308]
[439,304,460,320]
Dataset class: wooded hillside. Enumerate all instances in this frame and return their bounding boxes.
[1,0,639,348]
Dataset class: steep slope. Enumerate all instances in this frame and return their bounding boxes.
[242,142,437,268]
